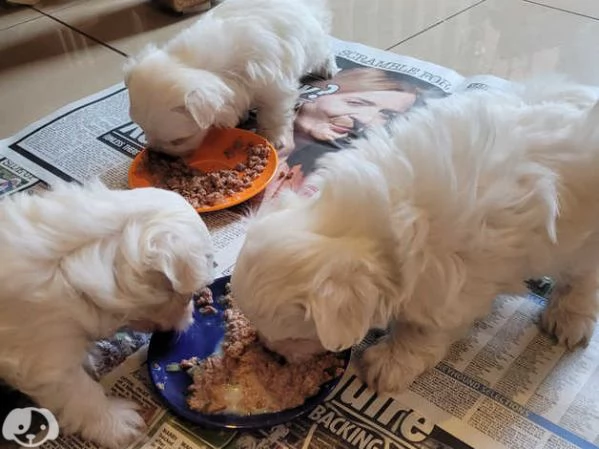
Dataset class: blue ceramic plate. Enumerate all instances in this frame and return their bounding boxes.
[147,275,350,429]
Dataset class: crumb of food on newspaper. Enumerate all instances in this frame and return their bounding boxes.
[143,143,270,208]
[277,170,295,180]
[180,284,346,415]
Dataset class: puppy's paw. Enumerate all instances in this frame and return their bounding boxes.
[541,306,596,349]
[275,134,296,157]
[323,57,340,78]
[314,55,340,79]
[360,339,421,394]
[80,398,145,449]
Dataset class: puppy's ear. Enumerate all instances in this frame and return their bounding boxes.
[309,239,380,351]
[184,75,238,129]
[141,224,212,294]
[184,89,216,129]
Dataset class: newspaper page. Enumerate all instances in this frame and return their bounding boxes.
[44,292,599,449]
[375,294,599,449]
[1,36,597,449]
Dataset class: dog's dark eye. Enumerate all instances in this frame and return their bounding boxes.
[206,253,217,268]
[169,136,192,146]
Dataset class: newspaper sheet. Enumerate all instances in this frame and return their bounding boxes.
[42,293,599,449]
[1,37,597,449]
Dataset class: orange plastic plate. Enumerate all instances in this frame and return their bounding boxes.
[128,128,279,213]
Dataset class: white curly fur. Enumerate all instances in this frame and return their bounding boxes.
[124,0,337,156]
[0,181,215,448]
[231,77,599,393]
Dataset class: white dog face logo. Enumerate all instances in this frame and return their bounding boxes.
[2,407,59,447]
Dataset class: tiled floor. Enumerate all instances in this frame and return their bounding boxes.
[1,0,599,138]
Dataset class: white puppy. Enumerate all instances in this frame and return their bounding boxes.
[0,181,215,448]
[124,0,337,156]
[231,79,599,393]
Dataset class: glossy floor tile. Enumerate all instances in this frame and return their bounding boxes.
[51,0,206,57]
[0,15,125,137]
[50,0,485,58]
[329,0,483,49]
[392,0,599,84]
[33,0,100,14]
[2,0,599,139]
[526,0,599,20]
[0,2,40,30]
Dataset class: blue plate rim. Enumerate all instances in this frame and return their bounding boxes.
[146,275,351,430]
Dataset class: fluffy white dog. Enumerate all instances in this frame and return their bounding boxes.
[0,181,215,448]
[124,0,337,156]
[231,78,599,393]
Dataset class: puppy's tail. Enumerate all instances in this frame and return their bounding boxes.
[518,74,599,110]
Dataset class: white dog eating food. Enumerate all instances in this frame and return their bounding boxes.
[0,181,215,448]
[231,78,599,394]
[124,0,337,156]
[181,285,345,415]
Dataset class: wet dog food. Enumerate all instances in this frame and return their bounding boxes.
[144,143,270,208]
[181,285,345,415]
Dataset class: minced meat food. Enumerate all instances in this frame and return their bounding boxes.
[143,142,270,208]
[181,285,345,415]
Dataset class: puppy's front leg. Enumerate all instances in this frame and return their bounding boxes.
[541,270,599,349]
[361,322,453,394]
[254,81,298,154]
[23,366,145,448]
[313,52,340,79]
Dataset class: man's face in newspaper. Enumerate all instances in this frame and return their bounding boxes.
[297,90,416,142]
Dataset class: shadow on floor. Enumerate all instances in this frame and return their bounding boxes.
[0,0,199,74]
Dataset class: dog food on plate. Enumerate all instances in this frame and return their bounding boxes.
[143,143,270,208]
[181,285,345,415]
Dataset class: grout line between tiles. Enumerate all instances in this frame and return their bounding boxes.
[0,7,46,32]
[30,6,130,57]
[385,0,488,51]
[522,0,599,21]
